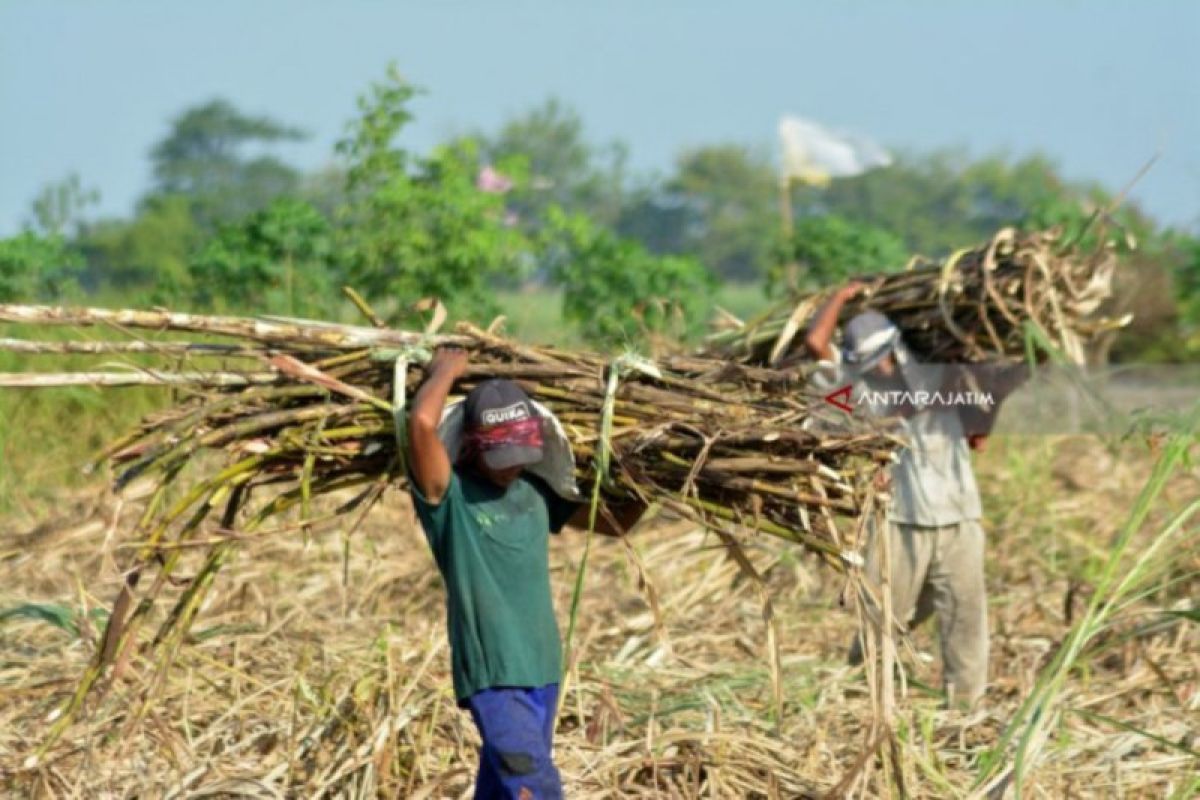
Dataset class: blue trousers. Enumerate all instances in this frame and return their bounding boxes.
[465,684,562,800]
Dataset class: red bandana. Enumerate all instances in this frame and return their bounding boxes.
[462,417,544,460]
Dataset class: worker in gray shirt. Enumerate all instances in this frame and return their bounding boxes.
[805,280,1021,707]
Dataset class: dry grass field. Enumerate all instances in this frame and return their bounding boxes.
[1,433,1197,798]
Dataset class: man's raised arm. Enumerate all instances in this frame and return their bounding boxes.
[408,347,468,504]
[805,281,866,360]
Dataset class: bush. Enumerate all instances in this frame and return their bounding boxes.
[336,67,532,323]
[771,215,908,294]
[190,198,336,316]
[542,208,715,347]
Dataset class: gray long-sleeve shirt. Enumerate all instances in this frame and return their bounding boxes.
[809,349,982,527]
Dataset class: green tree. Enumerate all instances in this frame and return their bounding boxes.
[791,151,971,256]
[612,181,693,258]
[0,231,82,302]
[27,173,100,237]
[482,98,627,228]
[794,150,1117,257]
[541,207,715,347]
[336,66,532,323]
[148,99,306,230]
[190,198,336,315]
[627,145,778,283]
[79,195,202,299]
[771,215,908,294]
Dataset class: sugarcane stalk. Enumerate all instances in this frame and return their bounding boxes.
[0,304,471,350]
[0,337,269,357]
[0,370,282,388]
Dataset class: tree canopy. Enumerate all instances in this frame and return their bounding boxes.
[148,99,307,230]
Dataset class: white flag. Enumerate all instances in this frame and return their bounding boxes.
[778,115,892,186]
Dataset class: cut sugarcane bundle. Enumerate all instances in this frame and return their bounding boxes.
[0,303,896,558]
[707,227,1129,366]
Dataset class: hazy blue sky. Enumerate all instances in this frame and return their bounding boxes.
[2,1,1197,235]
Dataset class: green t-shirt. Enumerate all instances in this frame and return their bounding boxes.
[410,466,579,703]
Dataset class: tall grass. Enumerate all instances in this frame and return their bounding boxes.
[974,405,1200,796]
[0,324,168,517]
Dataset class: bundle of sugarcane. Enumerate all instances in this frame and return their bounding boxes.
[0,302,901,747]
[707,227,1130,367]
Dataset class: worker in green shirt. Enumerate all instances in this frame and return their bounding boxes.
[408,346,641,799]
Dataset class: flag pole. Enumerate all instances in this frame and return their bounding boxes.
[776,114,892,293]
[778,175,799,290]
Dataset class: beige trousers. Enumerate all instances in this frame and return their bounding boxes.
[849,519,989,706]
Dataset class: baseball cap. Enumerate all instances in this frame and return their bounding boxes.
[842,311,900,372]
[462,379,545,470]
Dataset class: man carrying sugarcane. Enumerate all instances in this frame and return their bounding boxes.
[408,346,640,800]
[805,281,1021,707]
